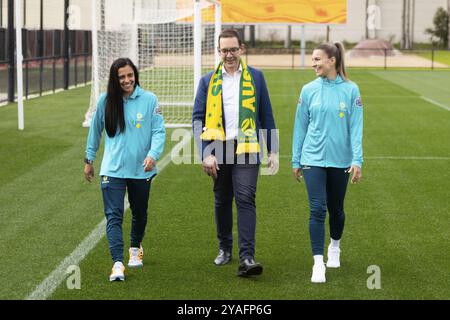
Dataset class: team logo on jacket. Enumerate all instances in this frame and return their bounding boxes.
[356,96,363,107]
[136,113,144,128]
[154,105,162,115]
[339,102,347,118]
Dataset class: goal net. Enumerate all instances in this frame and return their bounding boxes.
[83,0,221,128]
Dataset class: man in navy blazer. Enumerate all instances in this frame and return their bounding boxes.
[192,29,278,277]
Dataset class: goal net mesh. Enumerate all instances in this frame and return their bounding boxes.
[84,0,218,127]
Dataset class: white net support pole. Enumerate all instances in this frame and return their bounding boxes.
[82,0,99,128]
[92,0,99,103]
[300,24,306,68]
[84,0,219,128]
[129,0,138,67]
[214,1,221,67]
[15,0,24,130]
[193,0,202,98]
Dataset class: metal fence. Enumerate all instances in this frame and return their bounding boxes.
[22,54,91,98]
[243,47,450,70]
[0,54,91,104]
[1,46,449,105]
[0,27,91,104]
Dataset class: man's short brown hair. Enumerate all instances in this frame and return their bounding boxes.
[218,29,243,47]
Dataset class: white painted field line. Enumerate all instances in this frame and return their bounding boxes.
[25,132,192,300]
[278,155,450,160]
[420,96,450,111]
[367,156,450,160]
[270,94,420,98]
[25,219,107,300]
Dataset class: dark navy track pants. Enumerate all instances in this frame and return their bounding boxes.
[302,166,350,256]
[100,176,151,263]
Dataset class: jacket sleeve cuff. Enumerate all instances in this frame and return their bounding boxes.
[202,140,214,159]
[292,162,301,169]
[85,152,96,161]
[351,161,362,168]
[147,150,160,161]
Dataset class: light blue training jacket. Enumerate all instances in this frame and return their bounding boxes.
[292,74,363,169]
[85,85,166,179]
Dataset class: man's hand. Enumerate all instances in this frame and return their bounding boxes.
[84,164,94,182]
[202,155,219,179]
[267,152,279,175]
[293,168,303,182]
[347,165,362,184]
[143,157,156,172]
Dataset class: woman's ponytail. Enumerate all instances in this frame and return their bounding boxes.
[334,42,348,80]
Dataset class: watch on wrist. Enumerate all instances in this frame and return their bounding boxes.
[84,158,94,165]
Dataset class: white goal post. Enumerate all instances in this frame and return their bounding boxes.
[83,0,222,128]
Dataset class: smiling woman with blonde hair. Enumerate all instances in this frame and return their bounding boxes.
[292,42,363,283]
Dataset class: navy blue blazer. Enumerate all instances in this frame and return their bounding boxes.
[192,65,278,162]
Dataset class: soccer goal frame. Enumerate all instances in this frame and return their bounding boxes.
[83,0,222,129]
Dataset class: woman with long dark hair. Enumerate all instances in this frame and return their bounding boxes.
[292,43,363,283]
[84,58,165,282]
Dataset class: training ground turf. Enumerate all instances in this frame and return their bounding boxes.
[0,69,449,300]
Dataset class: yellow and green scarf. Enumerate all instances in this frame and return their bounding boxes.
[200,59,260,154]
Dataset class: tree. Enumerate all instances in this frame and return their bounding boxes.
[425,7,449,48]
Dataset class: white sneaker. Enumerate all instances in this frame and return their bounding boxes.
[311,263,326,283]
[109,261,125,282]
[128,246,143,268]
[326,245,341,268]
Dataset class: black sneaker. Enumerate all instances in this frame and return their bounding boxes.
[237,258,263,277]
[214,249,232,266]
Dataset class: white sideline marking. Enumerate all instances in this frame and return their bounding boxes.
[420,96,450,111]
[278,155,450,160]
[25,132,192,300]
[366,156,450,160]
[25,219,107,300]
[270,94,419,98]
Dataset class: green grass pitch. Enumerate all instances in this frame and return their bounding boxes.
[0,69,449,300]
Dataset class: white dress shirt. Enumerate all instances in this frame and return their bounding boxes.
[222,64,242,140]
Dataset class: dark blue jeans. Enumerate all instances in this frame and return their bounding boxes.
[302,166,349,256]
[213,163,260,262]
[101,176,151,263]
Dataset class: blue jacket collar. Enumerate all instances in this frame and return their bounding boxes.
[319,74,344,86]
[124,85,143,101]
